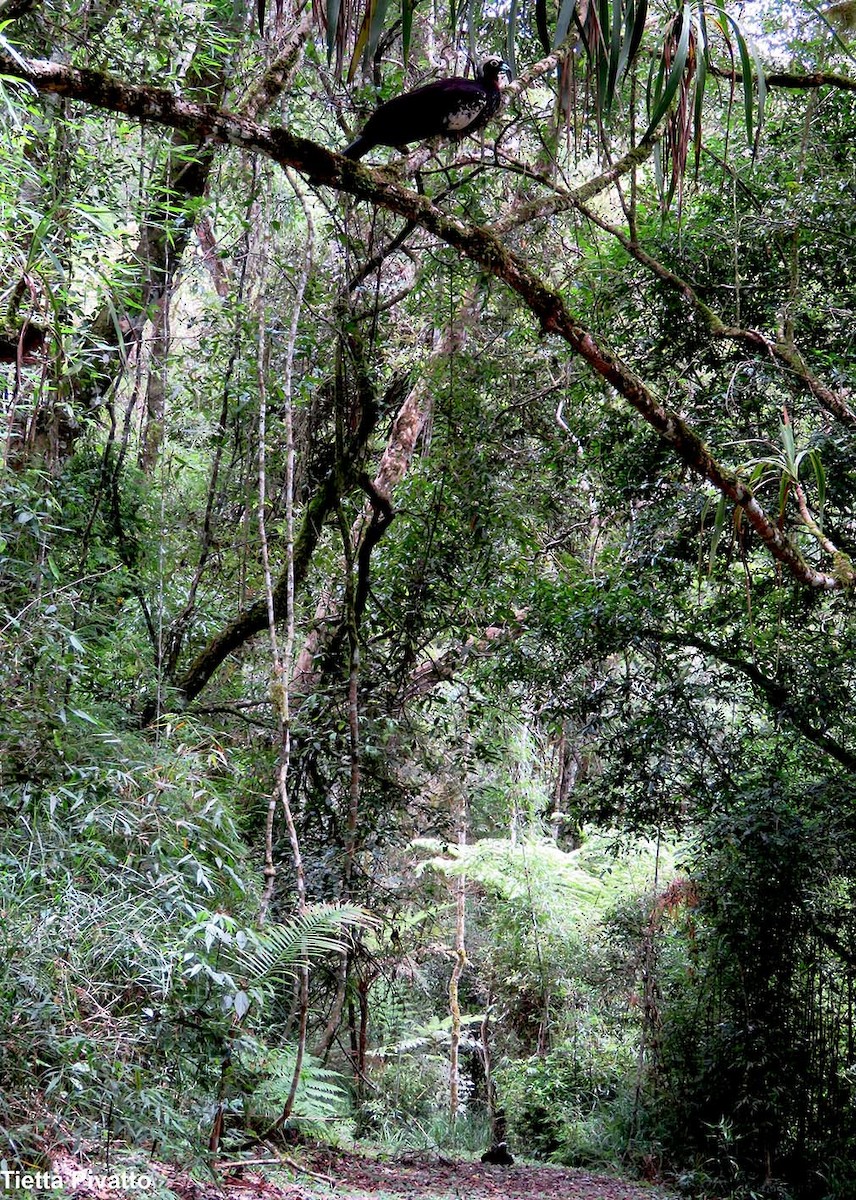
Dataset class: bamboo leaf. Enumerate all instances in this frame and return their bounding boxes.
[0,26,33,69]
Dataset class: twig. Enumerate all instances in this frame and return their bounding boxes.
[218,1154,336,1186]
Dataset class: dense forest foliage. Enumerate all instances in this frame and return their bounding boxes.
[2,0,855,1197]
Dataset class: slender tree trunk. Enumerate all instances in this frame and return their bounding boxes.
[293,290,480,697]
[251,167,314,1131]
[271,170,315,1127]
[449,787,468,1122]
[138,292,169,475]
[315,441,364,1062]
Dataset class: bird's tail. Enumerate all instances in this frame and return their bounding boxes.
[342,136,369,160]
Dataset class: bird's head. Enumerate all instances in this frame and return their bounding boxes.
[477,55,510,84]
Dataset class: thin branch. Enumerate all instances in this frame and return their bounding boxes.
[708,63,856,92]
[643,629,856,774]
[490,133,664,235]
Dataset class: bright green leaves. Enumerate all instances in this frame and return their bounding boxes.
[732,422,828,535]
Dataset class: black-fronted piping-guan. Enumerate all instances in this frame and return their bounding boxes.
[342,56,508,161]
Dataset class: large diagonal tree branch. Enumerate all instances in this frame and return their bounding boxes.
[709,64,856,92]
[4,54,846,602]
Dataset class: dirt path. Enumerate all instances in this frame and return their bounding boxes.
[296,1147,677,1200]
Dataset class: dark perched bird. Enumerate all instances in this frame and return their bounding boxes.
[342,56,508,161]
[481,1141,514,1165]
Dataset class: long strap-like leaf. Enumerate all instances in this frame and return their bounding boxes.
[644,1,691,138]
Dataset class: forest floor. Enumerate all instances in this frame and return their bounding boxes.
[294,1146,678,1199]
[51,1145,678,1199]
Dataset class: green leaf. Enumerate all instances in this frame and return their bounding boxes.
[604,0,625,112]
[0,24,31,69]
[367,0,391,65]
[506,0,520,80]
[616,0,649,86]
[402,0,416,63]
[702,492,728,576]
[553,0,578,51]
[69,708,100,725]
[326,0,342,63]
[806,450,826,527]
[777,471,790,519]
[644,3,691,138]
[692,39,707,174]
[625,0,648,73]
[779,422,797,474]
[595,0,610,113]
[348,0,389,80]
[748,34,767,145]
[716,4,757,146]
